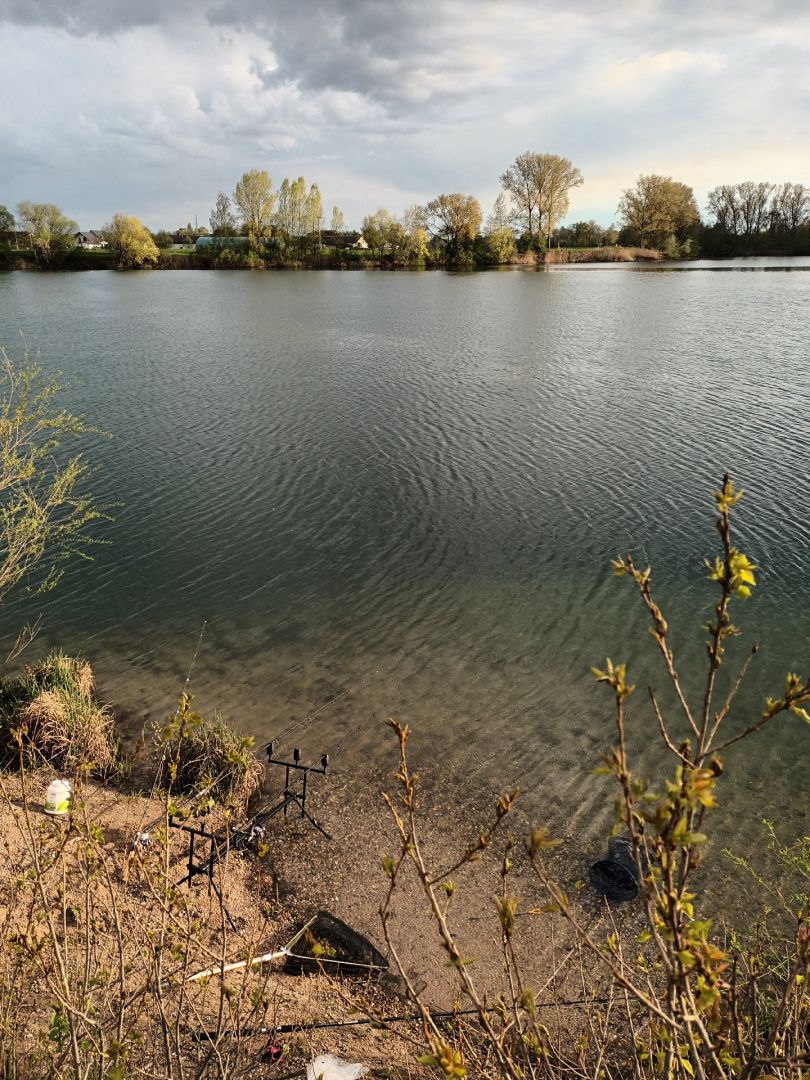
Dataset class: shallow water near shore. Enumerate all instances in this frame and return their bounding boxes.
[1,265,809,859]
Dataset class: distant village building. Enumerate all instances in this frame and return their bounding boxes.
[74,230,108,249]
[320,231,368,250]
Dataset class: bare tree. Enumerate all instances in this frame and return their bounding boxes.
[209,191,237,236]
[707,185,742,234]
[736,180,773,237]
[486,192,513,235]
[770,182,809,234]
[401,204,427,235]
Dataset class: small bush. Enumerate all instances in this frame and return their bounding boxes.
[162,693,264,814]
[0,652,117,774]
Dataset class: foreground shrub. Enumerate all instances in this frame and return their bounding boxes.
[0,773,327,1078]
[162,692,264,814]
[0,651,116,774]
[378,475,810,1080]
[0,347,105,606]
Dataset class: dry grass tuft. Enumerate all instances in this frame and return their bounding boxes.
[0,652,117,775]
[21,689,67,728]
[167,706,264,814]
[75,661,95,698]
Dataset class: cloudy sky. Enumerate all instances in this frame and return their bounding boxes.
[1,0,808,230]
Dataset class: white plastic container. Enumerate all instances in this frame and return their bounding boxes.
[43,778,72,816]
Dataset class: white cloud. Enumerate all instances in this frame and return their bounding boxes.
[0,1,807,229]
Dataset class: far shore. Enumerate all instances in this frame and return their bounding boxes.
[4,246,809,273]
[1,244,661,272]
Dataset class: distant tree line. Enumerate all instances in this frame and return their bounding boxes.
[2,157,809,270]
[702,181,810,255]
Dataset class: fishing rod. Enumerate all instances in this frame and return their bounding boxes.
[191,998,611,1041]
[131,621,209,844]
[268,667,381,753]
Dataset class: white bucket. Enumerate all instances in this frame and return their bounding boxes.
[44,778,72,816]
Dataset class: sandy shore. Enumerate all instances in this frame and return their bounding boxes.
[0,747,652,1072]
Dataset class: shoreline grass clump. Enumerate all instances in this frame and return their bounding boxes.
[161,692,264,814]
[0,651,117,774]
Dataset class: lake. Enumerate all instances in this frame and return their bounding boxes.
[1,262,809,849]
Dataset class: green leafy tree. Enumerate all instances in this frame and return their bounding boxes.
[151,230,173,249]
[356,211,429,266]
[618,174,699,249]
[0,205,13,233]
[274,178,291,238]
[662,234,680,258]
[554,219,607,248]
[539,154,584,247]
[304,183,323,251]
[402,226,430,265]
[499,152,544,240]
[499,152,583,247]
[478,227,516,264]
[104,213,160,270]
[330,206,345,233]
[383,221,407,262]
[15,202,76,266]
[232,169,276,250]
[273,176,316,256]
[423,193,482,259]
[0,347,104,606]
[361,208,395,261]
[290,177,308,243]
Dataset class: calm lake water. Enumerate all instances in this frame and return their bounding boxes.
[1,262,809,848]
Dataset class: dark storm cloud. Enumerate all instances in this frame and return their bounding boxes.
[2,0,807,120]
[0,0,191,34]
[210,0,467,102]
